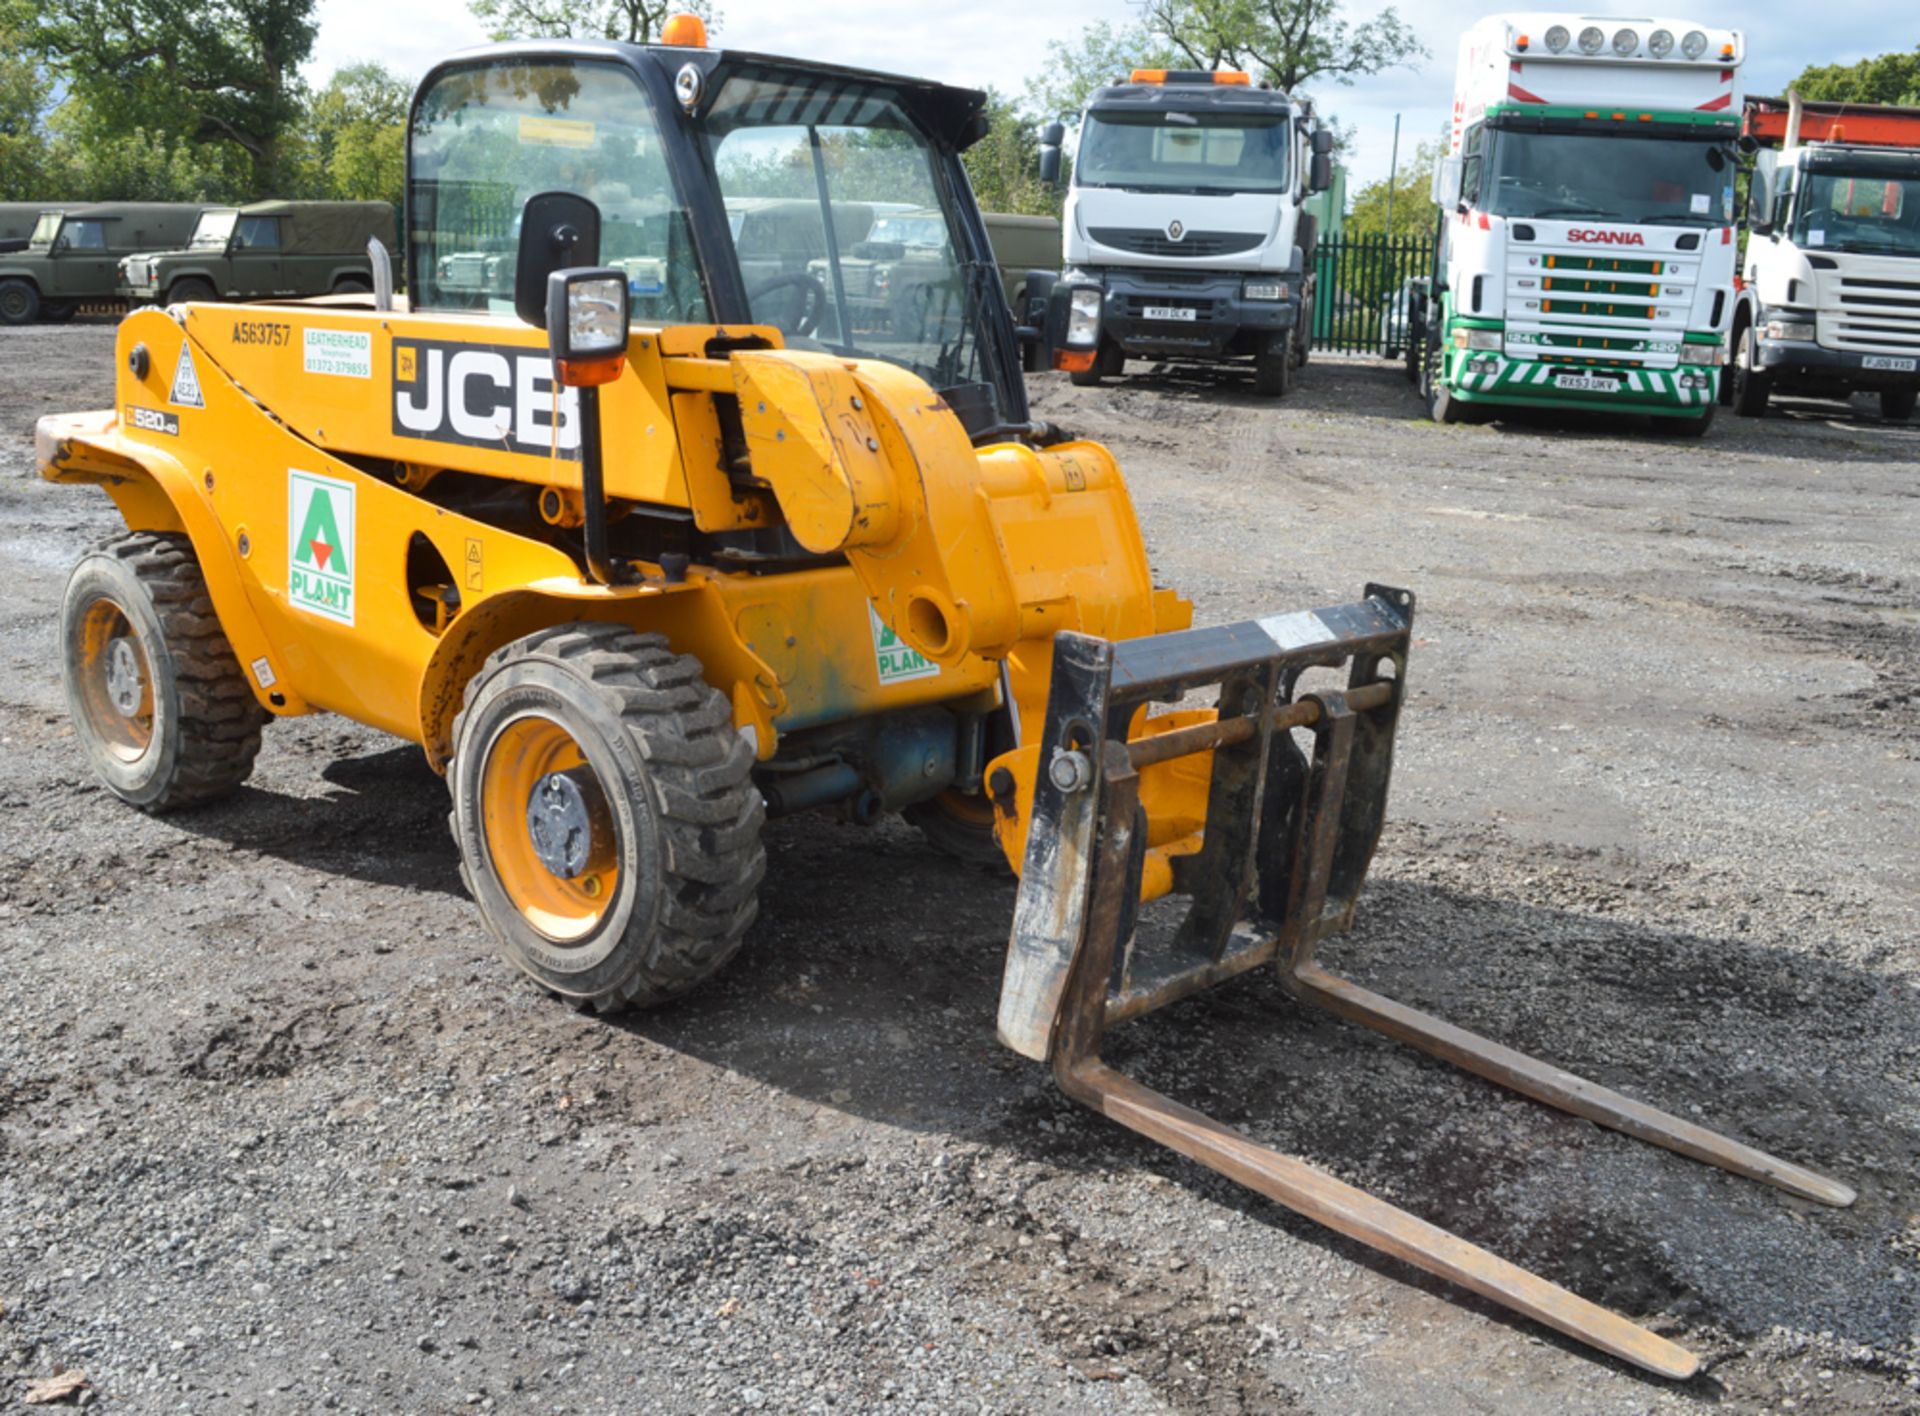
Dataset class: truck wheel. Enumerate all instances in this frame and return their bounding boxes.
[1253,333,1293,397]
[449,623,766,1012]
[0,279,40,325]
[60,531,268,812]
[906,790,1011,875]
[167,277,218,306]
[1653,406,1714,438]
[332,277,371,294]
[42,301,76,323]
[1732,324,1771,417]
[1880,389,1916,423]
[1069,338,1120,387]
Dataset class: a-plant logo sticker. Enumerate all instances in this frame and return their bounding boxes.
[169,341,205,408]
[869,605,939,685]
[288,470,356,625]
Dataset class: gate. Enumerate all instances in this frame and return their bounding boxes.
[1311,233,1437,357]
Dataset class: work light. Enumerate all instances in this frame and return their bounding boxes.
[1648,29,1674,58]
[1544,25,1569,53]
[1681,30,1709,60]
[1612,29,1638,57]
[545,268,631,385]
[1577,26,1604,55]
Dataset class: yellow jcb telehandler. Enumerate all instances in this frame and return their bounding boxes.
[36,16,1850,1378]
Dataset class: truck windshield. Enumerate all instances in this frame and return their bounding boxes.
[1482,130,1735,225]
[704,67,1009,430]
[1792,170,1920,256]
[28,212,62,248]
[1077,109,1291,194]
[408,59,709,321]
[189,212,239,250]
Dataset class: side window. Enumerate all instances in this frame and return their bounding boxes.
[235,217,281,250]
[1461,124,1485,206]
[60,220,108,251]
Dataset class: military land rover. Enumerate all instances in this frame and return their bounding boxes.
[119,200,395,307]
[0,203,207,324]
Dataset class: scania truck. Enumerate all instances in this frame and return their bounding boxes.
[1732,93,1920,422]
[1419,14,1745,433]
[1043,68,1334,396]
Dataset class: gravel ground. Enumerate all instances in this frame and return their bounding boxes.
[1,321,1915,1414]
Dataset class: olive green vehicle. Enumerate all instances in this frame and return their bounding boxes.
[0,203,50,254]
[0,203,207,325]
[118,200,396,307]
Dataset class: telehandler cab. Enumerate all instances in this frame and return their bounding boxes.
[37,16,1851,1379]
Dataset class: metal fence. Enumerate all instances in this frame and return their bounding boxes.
[1311,233,1437,358]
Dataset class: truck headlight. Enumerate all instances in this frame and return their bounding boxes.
[1067,287,1101,347]
[1453,329,1502,351]
[1243,281,1288,302]
[1678,344,1721,366]
[1766,319,1815,342]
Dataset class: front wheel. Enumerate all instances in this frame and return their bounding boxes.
[449,624,766,1012]
[906,790,1011,875]
[1880,388,1916,423]
[1652,405,1714,438]
[1732,323,1771,417]
[1253,332,1293,397]
[0,278,40,325]
[60,532,267,811]
[166,277,218,306]
[332,276,371,294]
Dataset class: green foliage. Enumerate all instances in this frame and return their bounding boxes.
[1346,136,1441,241]
[962,91,1064,217]
[6,0,318,191]
[1137,0,1427,95]
[300,64,411,211]
[1029,20,1178,123]
[1791,45,1920,108]
[47,122,250,200]
[0,30,53,197]
[470,0,714,44]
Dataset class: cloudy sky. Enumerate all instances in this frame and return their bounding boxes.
[308,0,1908,190]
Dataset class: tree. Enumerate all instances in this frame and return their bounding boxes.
[1136,0,1426,95]
[1030,20,1177,123]
[7,0,319,191]
[961,91,1063,217]
[0,28,53,198]
[1791,45,1920,108]
[470,0,714,44]
[1345,135,1441,242]
[302,63,411,211]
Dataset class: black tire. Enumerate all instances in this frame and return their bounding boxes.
[1880,388,1916,423]
[1653,405,1714,438]
[1732,321,1771,417]
[1253,332,1293,397]
[60,531,267,811]
[1069,337,1121,387]
[0,278,40,326]
[332,277,372,294]
[42,301,77,323]
[167,277,218,306]
[449,623,765,1012]
[905,790,1011,875]
[1426,357,1464,424]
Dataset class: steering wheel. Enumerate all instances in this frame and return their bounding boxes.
[746,272,827,337]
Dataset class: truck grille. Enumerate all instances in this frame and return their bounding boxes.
[1820,275,1920,354]
[1502,247,1704,368]
[1090,228,1265,259]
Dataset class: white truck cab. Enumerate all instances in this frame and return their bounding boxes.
[1421,14,1744,433]
[1733,93,1920,422]
[1043,69,1333,396]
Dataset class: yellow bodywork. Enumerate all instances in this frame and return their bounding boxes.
[38,300,1200,878]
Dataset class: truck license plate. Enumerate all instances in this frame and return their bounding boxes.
[1862,355,1917,371]
[1142,305,1198,322]
[1553,374,1619,392]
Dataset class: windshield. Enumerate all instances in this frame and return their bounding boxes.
[705,68,1009,429]
[28,212,61,248]
[1077,108,1291,195]
[189,211,238,250]
[408,60,708,320]
[1482,130,1736,225]
[1793,170,1920,256]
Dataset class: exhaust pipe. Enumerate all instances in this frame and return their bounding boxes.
[368,237,395,312]
[1786,88,1804,150]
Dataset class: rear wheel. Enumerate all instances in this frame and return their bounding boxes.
[1732,322,1771,417]
[449,623,765,1012]
[332,276,371,294]
[167,277,218,306]
[0,279,40,326]
[42,301,76,323]
[59,532,267,811]
[1880,388,1916,422]
[1253,332,1293,397]
[906,790,1011,875]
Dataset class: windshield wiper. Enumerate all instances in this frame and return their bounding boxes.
[1529,206,1612,218]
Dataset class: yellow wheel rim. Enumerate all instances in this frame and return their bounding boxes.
[480,716,619,944]
[75,597,155,763]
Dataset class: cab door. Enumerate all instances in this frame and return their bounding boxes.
[49,219,115,299]
[230,215,285,296]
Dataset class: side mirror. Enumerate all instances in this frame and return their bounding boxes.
[1746,177,1773,237]
[1038,120,1066,188]
[1433,156,1464,210]
[515,190,603,329]
[1311,128,1335,156]
[1310,152,1333,194]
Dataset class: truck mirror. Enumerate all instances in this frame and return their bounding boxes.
[1746,178,1773,237]
[1311,128,1335,157]
[1310,153,1333,194]
[515,191,603,330]
[1433,156,1464,210]
[1038,122,1065,189]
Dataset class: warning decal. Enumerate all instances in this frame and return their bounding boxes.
[169,341,205,408]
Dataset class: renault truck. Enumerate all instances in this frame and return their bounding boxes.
[1043,68,1334,396]
[1418,14,1745,433]
[1732,93,1920,422]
